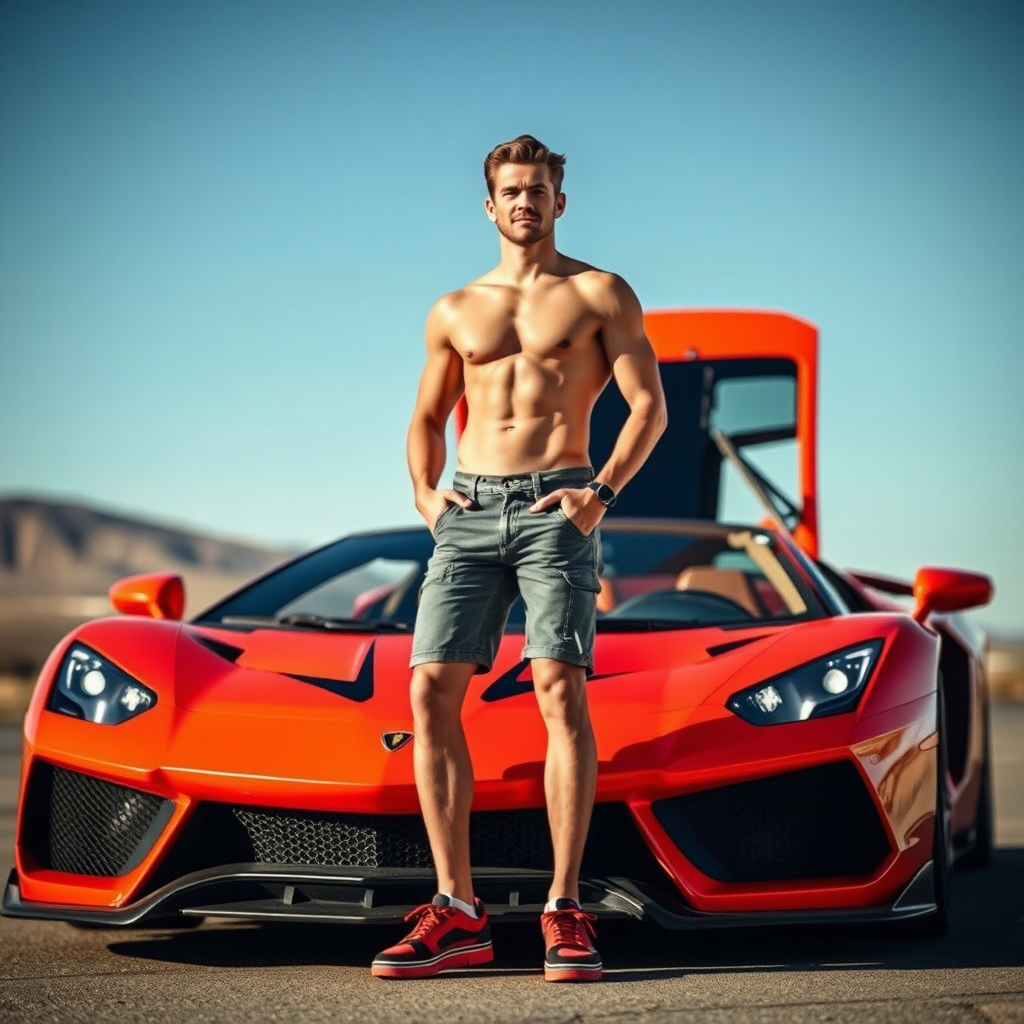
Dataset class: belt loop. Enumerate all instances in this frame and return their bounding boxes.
[470,475,480,504]
[531,472,542,501]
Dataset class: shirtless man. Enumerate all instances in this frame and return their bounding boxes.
[371,135,667,982]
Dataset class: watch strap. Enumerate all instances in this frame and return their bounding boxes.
[586,481,618,507]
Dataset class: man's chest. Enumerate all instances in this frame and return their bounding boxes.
[451,286,601,363]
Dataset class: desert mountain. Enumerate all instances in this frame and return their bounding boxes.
[0,496,289,594]
[0,495,293,676]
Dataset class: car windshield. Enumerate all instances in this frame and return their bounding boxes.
[195,521,828,632]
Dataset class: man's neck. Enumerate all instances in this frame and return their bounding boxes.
[495,234,562,284]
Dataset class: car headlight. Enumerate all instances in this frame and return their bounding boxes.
[727,640,883,726]
[49,644,157,725]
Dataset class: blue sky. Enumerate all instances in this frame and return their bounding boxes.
[1,0,1022,634]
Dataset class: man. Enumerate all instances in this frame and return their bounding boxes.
[371,135,667,982]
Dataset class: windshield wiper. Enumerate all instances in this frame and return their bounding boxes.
[215,614,412,633]
[597,618,704,632]
[278,613,412,632]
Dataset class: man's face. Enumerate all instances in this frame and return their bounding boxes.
[484,163,565,245]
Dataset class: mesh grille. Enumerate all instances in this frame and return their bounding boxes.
[229,805,553,869]
[652,760,891,882]
[25,763,171,877]
[144,800,670,899]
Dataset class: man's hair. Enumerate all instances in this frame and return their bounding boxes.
[484,135,566,197]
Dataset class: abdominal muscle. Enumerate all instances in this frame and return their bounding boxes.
[455,351,608,475]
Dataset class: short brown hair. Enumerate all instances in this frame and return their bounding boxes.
[484,134,566,197]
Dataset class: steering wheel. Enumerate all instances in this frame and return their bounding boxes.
[604,588,756,624]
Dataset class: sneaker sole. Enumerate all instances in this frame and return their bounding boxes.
[544,963,603,983]
[371,941,494,979]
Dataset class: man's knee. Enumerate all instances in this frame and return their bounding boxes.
[410,663,474,731]
[532,660,589,726]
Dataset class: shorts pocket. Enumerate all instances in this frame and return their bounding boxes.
[422,557,453,584]
[553,506,590,538]
[431,502,458,537]
[560,568,602,593]
[559,568,601,643]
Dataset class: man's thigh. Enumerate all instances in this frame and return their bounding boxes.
[514,508,602,671]
[411,504,518,674]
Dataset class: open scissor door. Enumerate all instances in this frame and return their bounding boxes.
[589,310,820,556]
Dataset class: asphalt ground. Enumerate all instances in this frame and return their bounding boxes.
[1,707,1021,1024]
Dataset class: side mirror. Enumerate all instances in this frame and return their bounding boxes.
[911,567,993,625]
[109,573,186,620]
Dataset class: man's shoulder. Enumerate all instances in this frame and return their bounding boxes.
[553,254,626,288]
[428,283,484,318]
[565,262,637,309]
[425,280,505,334]
[434,273,505,306]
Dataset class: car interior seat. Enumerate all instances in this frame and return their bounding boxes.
[674,566,761,616]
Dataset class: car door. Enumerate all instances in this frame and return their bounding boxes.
[589,310,820,557]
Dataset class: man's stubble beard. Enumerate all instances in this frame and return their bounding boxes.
[496,217,554,247]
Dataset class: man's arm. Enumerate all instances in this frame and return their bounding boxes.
[407,296,473,530]
[531,274,667,532]
[590,273,667,494]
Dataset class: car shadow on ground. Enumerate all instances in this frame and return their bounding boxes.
[103,848,1024,976]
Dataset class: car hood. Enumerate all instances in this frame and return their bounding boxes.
[172,620,782,716]
[53,613,908,803]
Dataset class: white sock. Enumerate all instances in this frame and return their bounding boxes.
[440,893,478,919]
[544,897,580,913]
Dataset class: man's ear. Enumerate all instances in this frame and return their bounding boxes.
[554,192,566,219]
[484,196,497,223]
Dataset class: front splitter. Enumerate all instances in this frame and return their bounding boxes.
[1,862,940,931]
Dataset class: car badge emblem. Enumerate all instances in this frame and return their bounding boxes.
[381,731,413,752]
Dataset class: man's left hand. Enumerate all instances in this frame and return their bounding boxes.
[529,486,606,536]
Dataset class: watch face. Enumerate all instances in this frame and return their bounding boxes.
[590,482,616,506]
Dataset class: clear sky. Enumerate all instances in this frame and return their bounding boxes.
[1,0,1022,634]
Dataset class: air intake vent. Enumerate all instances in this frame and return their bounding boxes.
[194,635,244,663]
[24,763,173,877]
[706,636,768,657]
[652,760,890,882]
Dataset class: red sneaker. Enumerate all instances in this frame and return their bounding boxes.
[371,895,493,979]
[541,899,603,982]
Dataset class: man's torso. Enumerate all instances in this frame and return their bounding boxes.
[446,264,613,475]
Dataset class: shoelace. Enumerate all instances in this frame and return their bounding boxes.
[401,903,456,941]
[545,909,598,949]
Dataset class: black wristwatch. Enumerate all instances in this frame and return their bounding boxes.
[586,481,618,508]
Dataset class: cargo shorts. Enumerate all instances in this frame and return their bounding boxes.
[411,467,603,674]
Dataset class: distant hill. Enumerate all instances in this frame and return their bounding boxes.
[0,496,293,677]
[0,496,289,591]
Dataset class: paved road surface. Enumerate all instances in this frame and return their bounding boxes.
[1,707,1021,1024]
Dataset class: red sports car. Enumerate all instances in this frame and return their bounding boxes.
[2,312,994,937]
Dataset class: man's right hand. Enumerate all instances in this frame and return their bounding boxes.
[418,489,474,533]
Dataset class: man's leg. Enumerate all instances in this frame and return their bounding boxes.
[531,657,597,903]
[532,656,602,982]
[372,659,492,978]
[513,473,604,982]
[409,660,477,902]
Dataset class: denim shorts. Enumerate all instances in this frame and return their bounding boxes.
[411,467,603,674]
